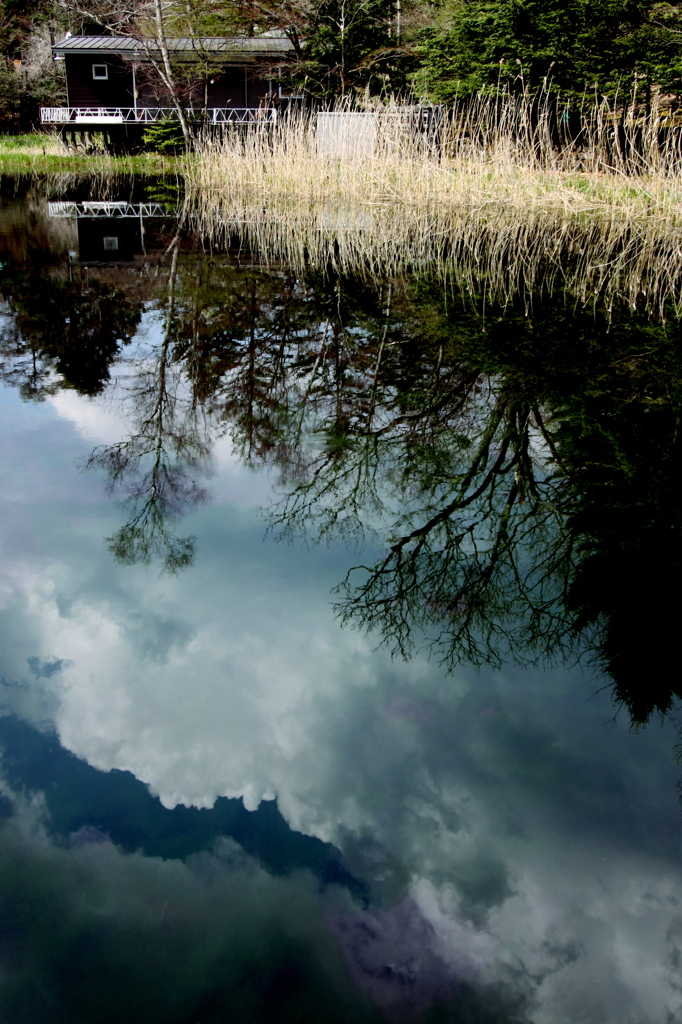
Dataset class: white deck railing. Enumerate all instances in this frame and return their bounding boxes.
[40,107,276,125]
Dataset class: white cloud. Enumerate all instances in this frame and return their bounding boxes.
[49,389,126,446]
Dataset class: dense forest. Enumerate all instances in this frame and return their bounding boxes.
[1,0,682,128]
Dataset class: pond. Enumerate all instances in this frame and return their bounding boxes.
[0,176,681,1024]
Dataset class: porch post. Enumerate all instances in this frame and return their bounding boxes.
[132,63,138,119]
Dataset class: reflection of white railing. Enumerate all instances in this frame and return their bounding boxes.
[40,107,276,125]
[48,201,169,218]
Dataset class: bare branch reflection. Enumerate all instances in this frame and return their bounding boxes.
[87,242,210,574]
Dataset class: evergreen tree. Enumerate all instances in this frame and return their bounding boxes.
[414,0,682,102]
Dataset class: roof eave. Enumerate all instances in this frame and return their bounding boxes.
[51,35,294,60]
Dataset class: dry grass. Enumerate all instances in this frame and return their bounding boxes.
[185,94,682,316]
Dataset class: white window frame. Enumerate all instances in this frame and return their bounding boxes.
[92,64,108,80]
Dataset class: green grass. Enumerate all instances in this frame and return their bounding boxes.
[0,133,60,151]
[0,134,180,175]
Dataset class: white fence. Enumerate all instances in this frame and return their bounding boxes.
[316,112,377,159]
[316,109,443,159]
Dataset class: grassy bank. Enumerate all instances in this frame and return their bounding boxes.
[190,133,682,222]
[0,134,179,176]
[185,97,682,315]
[188,93,682,211]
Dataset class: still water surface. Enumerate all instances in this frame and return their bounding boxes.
[0,180,681,1023]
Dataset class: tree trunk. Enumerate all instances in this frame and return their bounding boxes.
[150,0,192,146]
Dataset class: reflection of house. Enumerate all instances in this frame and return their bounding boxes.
[49,201,172,262]
[41,34,295,149]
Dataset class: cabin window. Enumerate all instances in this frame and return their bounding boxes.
[92,64,108,80]
[103,236,118,251]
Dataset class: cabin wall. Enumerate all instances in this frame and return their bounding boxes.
[65,54,272,110]
[133,66,272,109]
[135,75,173,108]
[244,70,273,107]
[77,217,142,261]
[206,68,271,108]
[65,55,134,108]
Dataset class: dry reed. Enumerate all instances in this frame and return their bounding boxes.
[184,93,682,316]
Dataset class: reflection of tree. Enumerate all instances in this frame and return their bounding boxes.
[88,243,210,574]
[0,198,210,573]
[255,282,682,724]
[262,292,572,673]
[0,272,140,399]
[8,215,679,722]
[123,258,681,721]
[551,337,682,723]
[335,403,570,671]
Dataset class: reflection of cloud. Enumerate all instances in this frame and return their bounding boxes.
[331,897,495,1022]
[49,389,125,445]
[5,545,682,1021]
[2,387,682,1022]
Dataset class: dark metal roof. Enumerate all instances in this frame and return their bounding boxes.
[52,34,294,59]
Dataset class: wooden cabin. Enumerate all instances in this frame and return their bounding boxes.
[41,34,296,150]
